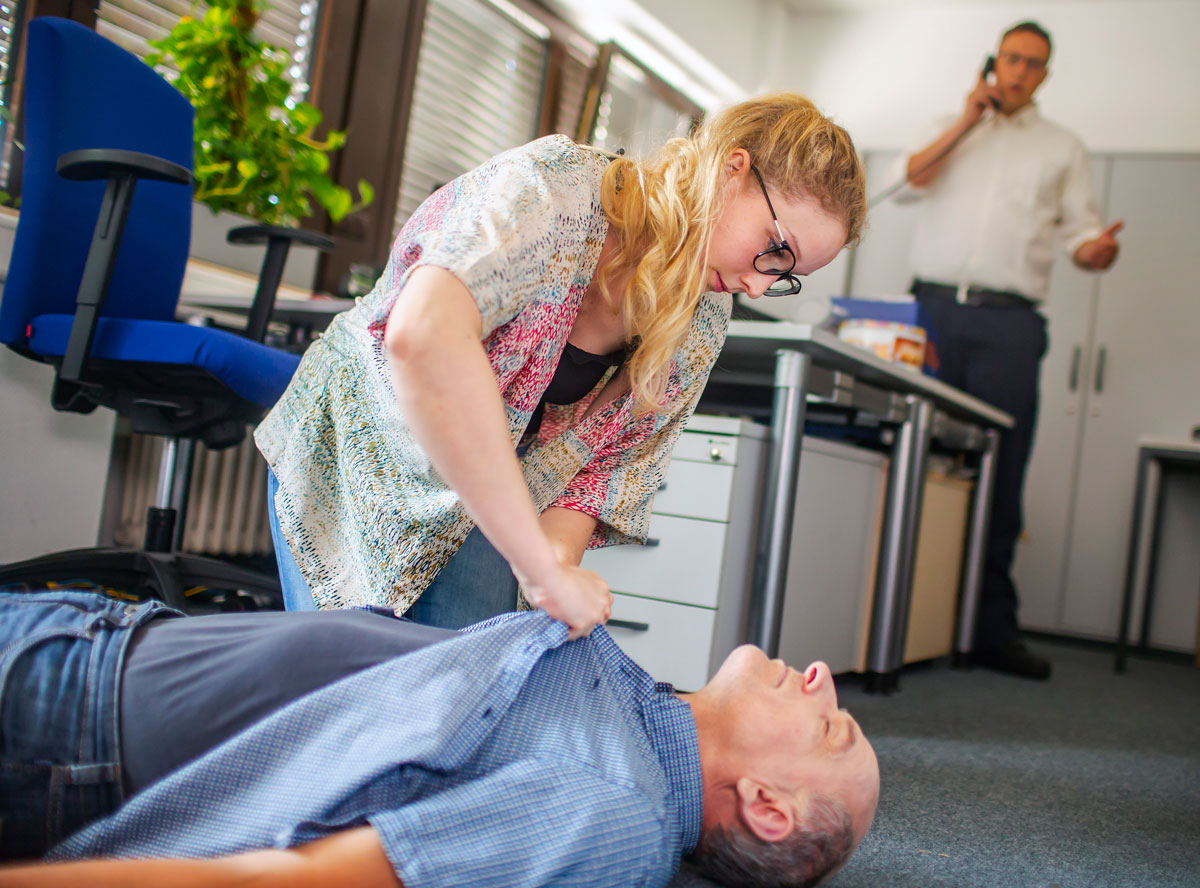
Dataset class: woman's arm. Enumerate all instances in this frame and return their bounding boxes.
[0,826,398,888]
[540,506,599,568]
[384,266,610,637]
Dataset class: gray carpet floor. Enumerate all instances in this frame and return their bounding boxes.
[824,640,1200,888]
[670,640,1199,888]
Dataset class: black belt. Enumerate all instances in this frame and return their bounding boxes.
[912,278,1035,310]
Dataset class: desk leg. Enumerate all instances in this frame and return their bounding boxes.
[749,348,812,658]
[1137,459,1170,656]
[1116,452,1159,673]
[953,428,1000,668]
[866,395,933,693]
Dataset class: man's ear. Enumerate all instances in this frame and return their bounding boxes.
[735,777,797,843]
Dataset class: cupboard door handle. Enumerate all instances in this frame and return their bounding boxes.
[1068,345,1082,392]
[607,618,650,632]
[1094,346,1107,394]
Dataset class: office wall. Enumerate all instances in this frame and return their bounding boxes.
[633,0,1200,154]
[634,0,788,96]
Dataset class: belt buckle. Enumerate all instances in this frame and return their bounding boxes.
[955,284,970,305]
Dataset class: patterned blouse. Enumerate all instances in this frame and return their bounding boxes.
[255,135,731,612]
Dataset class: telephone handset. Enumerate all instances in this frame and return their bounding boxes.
[981,55,1000,109]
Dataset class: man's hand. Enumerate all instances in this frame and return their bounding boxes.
[963,73,1002,127]
[907,71,1000,188]
[521,562,613,640]
[1073,220,1124,270]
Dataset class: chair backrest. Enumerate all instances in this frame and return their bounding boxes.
[0,17,194,346]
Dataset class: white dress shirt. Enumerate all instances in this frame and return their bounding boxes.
[895,103,1103,304]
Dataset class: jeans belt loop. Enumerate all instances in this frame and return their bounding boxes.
[955,283,969,305]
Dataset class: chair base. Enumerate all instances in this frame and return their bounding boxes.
[0,547,282,613]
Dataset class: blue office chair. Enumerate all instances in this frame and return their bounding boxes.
[0,18,332,609]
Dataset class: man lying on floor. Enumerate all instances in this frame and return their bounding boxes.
[0,589,879,888]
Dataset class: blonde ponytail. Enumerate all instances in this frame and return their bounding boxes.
[597,92,865,414]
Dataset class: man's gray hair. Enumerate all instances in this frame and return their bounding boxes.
[690,794,855,888]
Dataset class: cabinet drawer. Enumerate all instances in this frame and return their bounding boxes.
[655,458,735,522]
[605,593,716,691]
[582,513,725,608]
[671,432,745,466]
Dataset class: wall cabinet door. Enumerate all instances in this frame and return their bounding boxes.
[1011,160,1109,632]
[1055,157,1200,638]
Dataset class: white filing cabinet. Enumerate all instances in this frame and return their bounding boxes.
[582,414,767,690]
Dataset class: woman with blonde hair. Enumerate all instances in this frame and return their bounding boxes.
[256,91,866,636]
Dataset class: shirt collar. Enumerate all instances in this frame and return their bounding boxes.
[641,692,704,854]
[589,628,705,855]
[1003,101,1041,128]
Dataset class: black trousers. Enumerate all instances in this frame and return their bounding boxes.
[913,285,1048,651]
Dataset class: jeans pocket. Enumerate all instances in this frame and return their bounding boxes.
[0,760,54,861]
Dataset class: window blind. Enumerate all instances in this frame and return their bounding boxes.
[589,52,696,162]
[552,45,591,141]
[392,0,548,236]
[96,0,321,93]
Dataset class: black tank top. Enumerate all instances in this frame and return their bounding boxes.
[521,341,627,445]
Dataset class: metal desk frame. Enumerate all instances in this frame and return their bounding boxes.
[1115,439,1200,673]
[718,321,1012,693]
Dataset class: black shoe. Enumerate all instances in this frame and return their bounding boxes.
[972,641,1051,680]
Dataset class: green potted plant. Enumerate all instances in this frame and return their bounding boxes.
[147,0,373,284]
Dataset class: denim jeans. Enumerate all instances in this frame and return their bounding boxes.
[0,590,180,859]
[267,469,519,629]
[266,469,318,613]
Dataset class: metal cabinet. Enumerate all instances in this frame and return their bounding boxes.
[582,413,767,690]
[1015,156,1200,644]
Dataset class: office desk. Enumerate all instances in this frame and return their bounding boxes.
[179,286,1014,690]
[1116,438,1200,673]
[713,321,1013,692]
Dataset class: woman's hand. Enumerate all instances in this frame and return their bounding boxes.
[519,562,613,640]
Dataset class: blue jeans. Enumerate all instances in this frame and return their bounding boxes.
[267,470,518,629]
[267,469,317,613]
[0,590,180,859]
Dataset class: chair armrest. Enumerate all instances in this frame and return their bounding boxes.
[57,148,192,187]
[56,150,192,388]
[226,225,336,343]
[227,224,334,252]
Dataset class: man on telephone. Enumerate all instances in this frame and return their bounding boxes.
[895,21,1122,679]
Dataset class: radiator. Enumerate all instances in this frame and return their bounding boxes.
[115,433,273,556]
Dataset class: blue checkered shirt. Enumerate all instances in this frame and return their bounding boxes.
[51,611,703,887]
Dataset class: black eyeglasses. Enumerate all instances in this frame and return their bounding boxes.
[997,50,1048,72]
[750,165,801,297]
